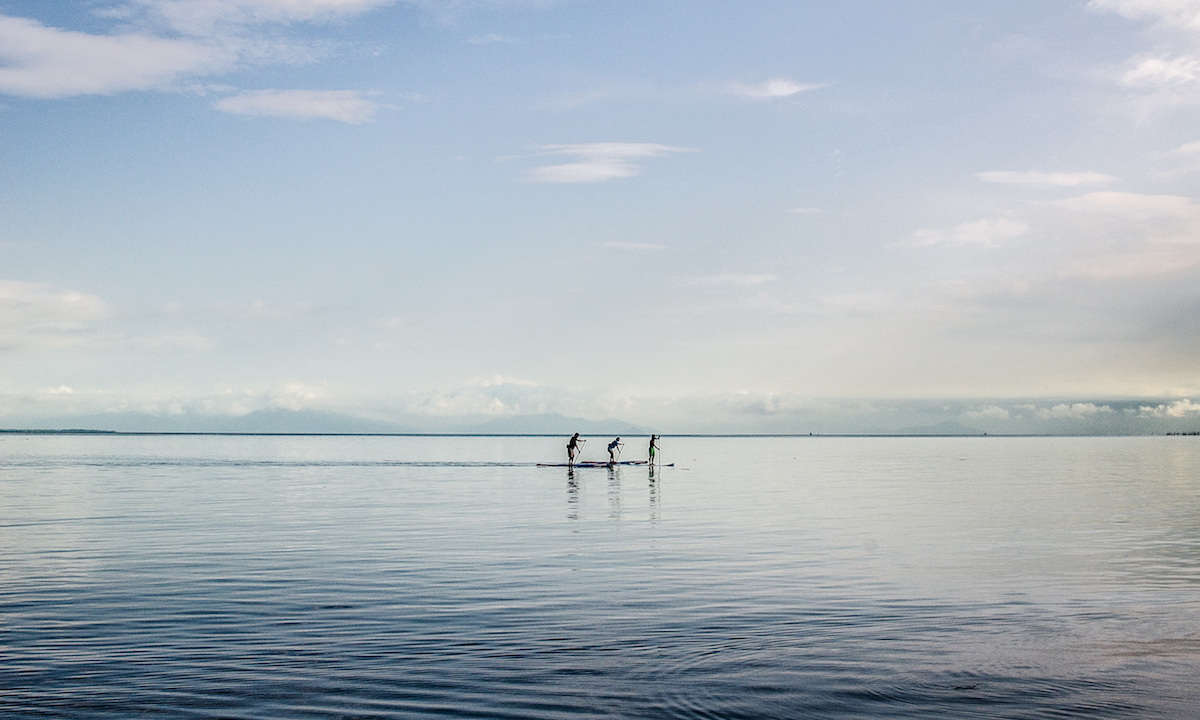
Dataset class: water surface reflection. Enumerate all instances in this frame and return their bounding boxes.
[1,435,1197,719]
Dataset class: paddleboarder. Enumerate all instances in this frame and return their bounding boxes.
[567,433,584,465]
[607,437,623,463]
[648,435,658,464]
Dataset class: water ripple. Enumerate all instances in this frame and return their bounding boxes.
[2,436,1199,718]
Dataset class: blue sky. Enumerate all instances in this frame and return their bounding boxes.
[3,0,1200,431]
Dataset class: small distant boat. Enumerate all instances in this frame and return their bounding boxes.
[537,460,674,468]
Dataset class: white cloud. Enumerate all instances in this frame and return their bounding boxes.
[1054,191,1200,219]
[1089,0,1200,31]
[402,377,642,421]
[0,14,234,98]
[728,77,826,99]
[1035,402,1113,420]
[1090,2,1200,109]
[964,405,1011,421]
[0,281,110,352]
[901,218,1029,248]
[1121,55,1200,87]
[1173,139,1200,153]
[1140,398,1200,416]
[215,89,378,122]
[466,374,540,388]
[117,0,395,36]
[0,281,108,329]
[976,170,1118,187]
[267,380,328,410]
[0,2,404,100]
[523,142,693,183]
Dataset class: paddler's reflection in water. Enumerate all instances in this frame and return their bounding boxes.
[566,468,579,522]
[565,466,660,522]
[648,465,660,523]
[607,466,622,520]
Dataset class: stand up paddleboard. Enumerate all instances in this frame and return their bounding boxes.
[537,461,675,468]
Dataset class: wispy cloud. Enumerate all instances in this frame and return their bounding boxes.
[0,281,107,327]
[976,170,1118,187]
[114,0,396,36]
[0,14,234,98]
[1121,54,1200,88]
[0,2,398,100]
[1054,191,1200,219]
[1035,402,1113,420]
[215,89,378,122]
[1089,0,1200,31]
[0,280,110,350]
[523,142,694,183]
[1091,1,1200,109]
[727,77,826,99]
[899,218,1029,248]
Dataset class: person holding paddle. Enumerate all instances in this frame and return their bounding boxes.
[648,435,658,465]
[567,433,585,465]
[607,437,623,464]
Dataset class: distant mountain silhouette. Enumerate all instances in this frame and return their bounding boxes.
[463,413,649,435]
[892,420,986,436]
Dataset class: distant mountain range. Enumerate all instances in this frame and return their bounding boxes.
[3,409,649,435]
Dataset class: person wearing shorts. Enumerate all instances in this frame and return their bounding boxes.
[567,433,584,465]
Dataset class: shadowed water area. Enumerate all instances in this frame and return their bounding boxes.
[1,435,1198,718]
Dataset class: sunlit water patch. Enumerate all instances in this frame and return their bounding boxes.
[2,435,1198,718]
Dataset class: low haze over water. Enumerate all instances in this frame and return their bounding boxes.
[2,435,1198,718]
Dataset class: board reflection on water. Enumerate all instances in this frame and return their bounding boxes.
[1,434,1198,719]
[563,465,662,523]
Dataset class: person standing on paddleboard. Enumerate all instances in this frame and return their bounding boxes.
[648,435,658,465]
[607,437,622,463]
[567,433,584,465]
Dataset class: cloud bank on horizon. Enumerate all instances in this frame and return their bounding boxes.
[2,0,1200,431]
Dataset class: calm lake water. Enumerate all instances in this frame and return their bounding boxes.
[1,434,1198,719]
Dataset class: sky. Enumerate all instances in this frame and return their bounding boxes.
[3,0,1200,432]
